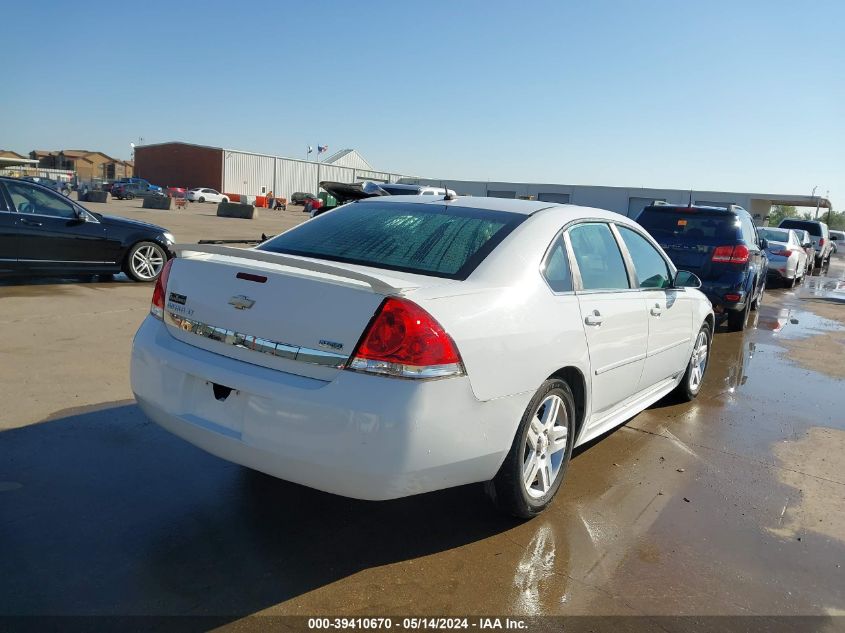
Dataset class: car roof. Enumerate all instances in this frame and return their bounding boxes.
[356,195,633,223]
[360,194,557,215]
[643,204,740,215]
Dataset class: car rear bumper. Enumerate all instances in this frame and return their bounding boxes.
[766,258,795,279]
[130,317,527,500]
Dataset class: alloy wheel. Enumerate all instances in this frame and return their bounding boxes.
[522,394,569,499]
[688,330,709,392]
[131,245,165,281]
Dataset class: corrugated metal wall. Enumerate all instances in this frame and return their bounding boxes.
[222,149,405,198]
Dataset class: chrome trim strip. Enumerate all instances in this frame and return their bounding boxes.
[647,338,691,358]
[594,353,647,376]
[164,311,348,368]
[17,259,109,264]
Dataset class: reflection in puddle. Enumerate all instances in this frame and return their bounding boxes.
[798,275,845,303]
[725,339,756,392]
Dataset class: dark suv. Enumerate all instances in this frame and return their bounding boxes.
[637,204,768,331]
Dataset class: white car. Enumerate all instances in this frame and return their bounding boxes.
[757,227,809,287]
[186,188,229,204]
[131,196,713,517]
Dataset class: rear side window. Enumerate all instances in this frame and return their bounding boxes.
[779,219,821,237]
[568,223,630,290]
[638,209,740,241]
[542,235,573,292]
[259,202,525,280]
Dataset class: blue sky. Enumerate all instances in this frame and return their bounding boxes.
[2,0,843,206]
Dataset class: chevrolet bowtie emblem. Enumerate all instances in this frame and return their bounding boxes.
[228,295,255,310]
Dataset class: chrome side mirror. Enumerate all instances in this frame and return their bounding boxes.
[675,270,702,289]
[759,238,768,250]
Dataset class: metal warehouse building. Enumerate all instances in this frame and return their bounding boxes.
[398,177,832,223]
[134,142,404,199]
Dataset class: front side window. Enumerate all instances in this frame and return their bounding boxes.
[5,181,76,219]
[259,202,526,280]
[568,223,630,290]
[541,234,573,292]
[617,226,672,289]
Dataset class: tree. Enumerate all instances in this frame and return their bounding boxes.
[767,204,798,226]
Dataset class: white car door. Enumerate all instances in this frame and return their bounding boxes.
[616,224,693,391]
[567,222,648,418]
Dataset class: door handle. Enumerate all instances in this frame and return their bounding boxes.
[584,310,603,326]
[20,218,42,227]
[650,304,663,316]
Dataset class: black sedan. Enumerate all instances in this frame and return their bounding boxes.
[0,177,174,282]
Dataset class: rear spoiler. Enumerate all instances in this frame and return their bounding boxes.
[174,243,412,296]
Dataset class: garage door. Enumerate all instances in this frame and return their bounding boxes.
[487,190,516,199]
[538,192,571,204]
[627,197,665,218]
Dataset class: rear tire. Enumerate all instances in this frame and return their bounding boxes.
[491,379,576,519]
[198,196,205,203]
[726,301,749,332]
[750,282,763,310]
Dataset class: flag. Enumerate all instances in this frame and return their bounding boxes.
[317,145,328,154]
[307,146,313,154]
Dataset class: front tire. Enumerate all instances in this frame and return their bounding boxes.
[491,379,576,519]
[125,241,168,282]
[673,324,710,402]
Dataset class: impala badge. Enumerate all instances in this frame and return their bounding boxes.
[318,339,344,351]
[228,295,255,310]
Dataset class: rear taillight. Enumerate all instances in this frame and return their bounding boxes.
[819,238,825,247]
[150,259,174,320]
[724,293,742,302]
[712,244,749,264]
[771,249,794,257]
[347,297,464,379]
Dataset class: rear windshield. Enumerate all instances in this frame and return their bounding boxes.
[637,209,740,241]
[779,219,821,236]
[757,228,791,242]
[258,202,525,279]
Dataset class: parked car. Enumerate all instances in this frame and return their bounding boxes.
[789,228,816,273]
[21,177,70,196]
[377,183,458,196]
[778,218,832,267]
[756,227,808,287]
[290,192,317,205]
[109,178,163,193]
[0,176,174,281]
[829,230,844,254]
[131,197,713,518]
[636,204,767,331]
[186,188,229,204]
[112,181,165,200]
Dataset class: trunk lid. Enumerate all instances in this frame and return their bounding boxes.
[162,245,456,381]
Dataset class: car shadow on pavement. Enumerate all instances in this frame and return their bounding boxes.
[0,402,521,619]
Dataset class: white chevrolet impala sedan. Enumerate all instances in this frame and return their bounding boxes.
[131,196,713,517]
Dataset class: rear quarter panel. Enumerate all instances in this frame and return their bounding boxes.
[410,210,593,405]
